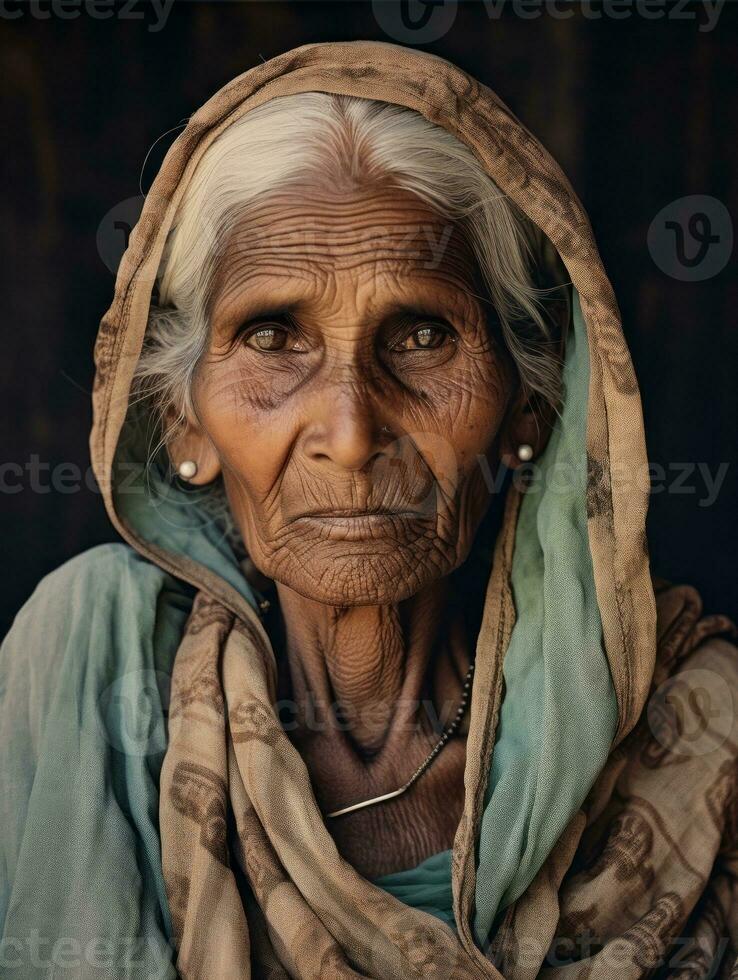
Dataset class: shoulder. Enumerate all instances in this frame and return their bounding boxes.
[637,576,738,792]
[0,543,191,955]
[652,575,738,686]
[7,541,194,645]
[10,542,187,629]
[0,543,195,759]
[579,580,738,889]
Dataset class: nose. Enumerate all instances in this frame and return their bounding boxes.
[302,376,389,473]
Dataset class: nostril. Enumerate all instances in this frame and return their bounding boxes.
[302,410,391,472]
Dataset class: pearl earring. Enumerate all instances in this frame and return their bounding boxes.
[178,460,198,480]
[516,444,534,462]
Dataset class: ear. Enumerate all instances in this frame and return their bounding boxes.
[165,407,222,485]
[499,299,567,470]
[498,387,557,471]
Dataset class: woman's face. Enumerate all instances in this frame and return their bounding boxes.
[178,182,531,605]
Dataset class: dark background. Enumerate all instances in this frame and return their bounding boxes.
[1,0,736,637]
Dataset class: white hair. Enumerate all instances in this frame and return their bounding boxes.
[134,92,565,455]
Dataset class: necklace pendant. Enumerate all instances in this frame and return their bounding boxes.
[325,661,475,820]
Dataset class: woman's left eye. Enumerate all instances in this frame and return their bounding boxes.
[395,322,455,351]
[241,320,304,353]
[245,327,289,352]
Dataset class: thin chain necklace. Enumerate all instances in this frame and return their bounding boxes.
[326,660,476,820]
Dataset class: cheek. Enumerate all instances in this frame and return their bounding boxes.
[193,358,298,507]
[401,353,509,492]
[411,362,508,557]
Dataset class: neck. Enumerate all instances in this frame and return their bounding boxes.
[275,576,474,757]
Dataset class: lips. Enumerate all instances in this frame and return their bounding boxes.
[298,508,423,519]
[293,509,427,541]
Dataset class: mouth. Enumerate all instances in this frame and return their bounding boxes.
[301,507,423,518]
[293,509,427,541]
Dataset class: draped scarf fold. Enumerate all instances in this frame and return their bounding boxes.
[159,593,486,980]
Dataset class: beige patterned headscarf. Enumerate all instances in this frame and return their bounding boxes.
[92,41,738,980]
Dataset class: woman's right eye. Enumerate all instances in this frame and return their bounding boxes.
[244,326,290,352]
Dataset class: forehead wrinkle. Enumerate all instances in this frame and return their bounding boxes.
[211,229,483,307]
[213,228,469,278]
[226,184,443,226]
[215,192,451,265]
[210,183,471,276]
[234,209,439,239]
[221,219,439,251]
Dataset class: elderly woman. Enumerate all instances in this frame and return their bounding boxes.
[2,40,737,980]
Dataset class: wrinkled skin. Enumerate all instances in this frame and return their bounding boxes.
[169,180,551,877]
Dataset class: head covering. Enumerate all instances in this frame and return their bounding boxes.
[87,40,658,978]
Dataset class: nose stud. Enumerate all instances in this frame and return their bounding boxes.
[177,460,198,480]
[516,444,534,462]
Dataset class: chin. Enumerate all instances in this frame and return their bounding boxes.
[245,509,465,605]
[279,559,429,606]
[267,540,456,606]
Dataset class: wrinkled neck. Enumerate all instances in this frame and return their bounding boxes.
[275,576,474,756]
